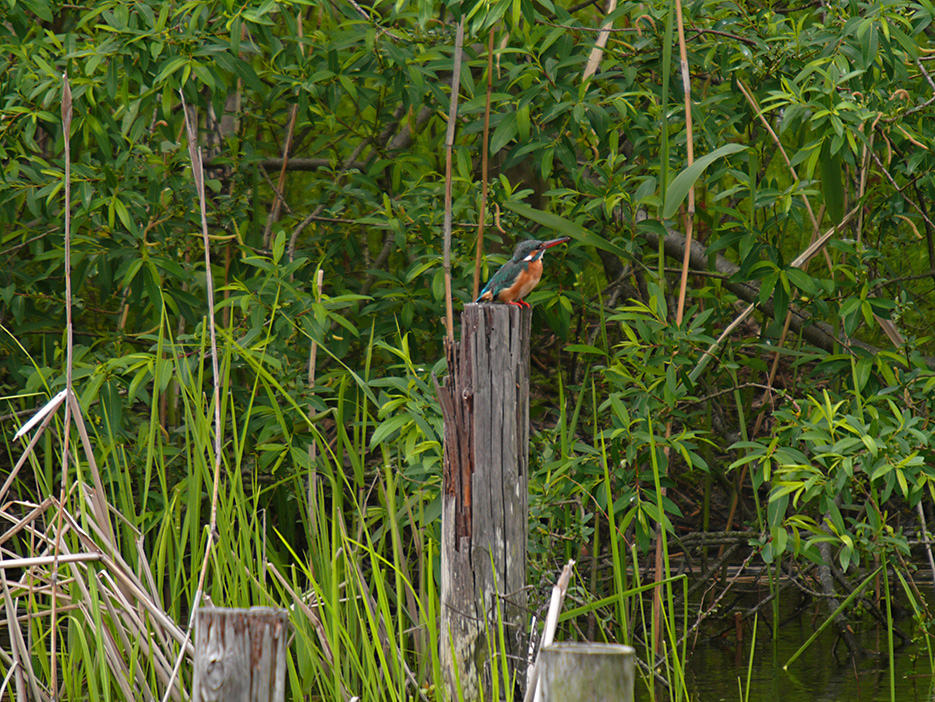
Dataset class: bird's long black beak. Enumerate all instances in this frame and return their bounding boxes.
[540,236,571,249]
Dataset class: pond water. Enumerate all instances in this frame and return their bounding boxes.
[683,606,934,702]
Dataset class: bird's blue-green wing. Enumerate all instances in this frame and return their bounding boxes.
[476,265,509,302]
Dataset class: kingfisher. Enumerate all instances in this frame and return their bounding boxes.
[476,236,571,307]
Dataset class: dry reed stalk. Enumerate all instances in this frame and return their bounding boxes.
[159,91,228,702]
[97,590,158,702]
[71,592,138,702]
[472,26,496,300]
[0,553,101,570]
[525,559,575,702]
[0,497,56,547]
[265,561,334,666]
[67,390,116,544]
[0,75,201,702]
[583,0,617,80]
[0,549,33,701]
[0,493,192,700]
[736,78,821,236]
[0,662,18,698]
[2,392,66,502]
[307,268,324,529]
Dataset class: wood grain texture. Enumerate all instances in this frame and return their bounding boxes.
[434,304,530,701]
[192,607,288,702]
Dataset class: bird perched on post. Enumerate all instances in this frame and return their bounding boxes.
[476,236,571,307]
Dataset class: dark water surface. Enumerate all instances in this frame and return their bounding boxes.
[684,608,934,702]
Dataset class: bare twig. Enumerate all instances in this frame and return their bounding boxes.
[688,26,758,47]
[679,547,759,646]
[868,138,935,244]
[889,56,935,119]
[287,136,370,261]
[206,156,369,172]
[263,10,304,248]
[538,19,639,33]
[343,0,403,41]
[686,204,863,383]
[568,0,603,12]
[736,78,821,236]
[538,17,759,47]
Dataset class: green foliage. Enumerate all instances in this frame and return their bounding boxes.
[732,375,935,572]
[5,0,935,698]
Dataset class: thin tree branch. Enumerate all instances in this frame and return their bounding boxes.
[287,136,371,261]
[889,56,935,120]
[263,11,304,247]
[215,156,368,172]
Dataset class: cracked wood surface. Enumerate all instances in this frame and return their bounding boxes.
[435,304,530,701]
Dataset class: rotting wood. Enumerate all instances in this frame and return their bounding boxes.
[192,607,288,702]
[434,303,531,701]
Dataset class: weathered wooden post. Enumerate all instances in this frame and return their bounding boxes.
[192,606,289,702]
[434,303,530,701]
[539,643,635,702]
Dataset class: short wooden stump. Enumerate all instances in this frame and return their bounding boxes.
[193,606,289,702]
[540,642,635,702]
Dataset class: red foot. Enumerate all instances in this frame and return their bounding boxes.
[507,300,530,309]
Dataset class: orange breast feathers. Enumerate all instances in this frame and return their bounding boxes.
[497,260,543,302]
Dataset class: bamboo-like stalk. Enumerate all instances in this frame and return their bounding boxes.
[736,78,821,237]
[673,0,694,325]
[652,0,695,657]
[472,26,495,300]
[442,18,465,342]
[96,582,158,702]
[50,72,74,702]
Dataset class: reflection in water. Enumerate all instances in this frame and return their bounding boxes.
[685,603,935,702]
